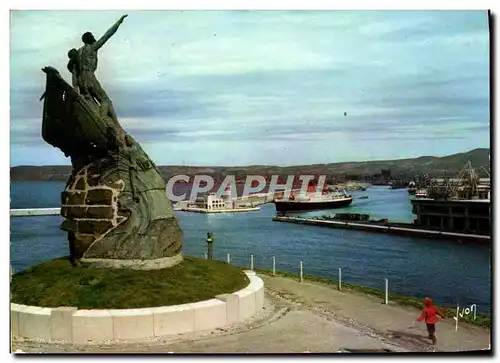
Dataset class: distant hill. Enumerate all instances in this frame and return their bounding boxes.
[10,148,490,182]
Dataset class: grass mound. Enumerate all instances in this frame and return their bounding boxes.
[11,256,249,309]
[254,268,491,329]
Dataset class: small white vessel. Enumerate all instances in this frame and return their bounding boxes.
[415,189,429,198]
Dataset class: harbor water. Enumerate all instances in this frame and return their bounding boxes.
[10,181,491,313]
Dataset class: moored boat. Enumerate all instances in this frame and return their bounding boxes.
[273,190,353,212]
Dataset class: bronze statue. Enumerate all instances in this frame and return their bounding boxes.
[40,15,183,269]
[79,15,127,128]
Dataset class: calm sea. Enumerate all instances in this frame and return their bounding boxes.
[10,181,491,313]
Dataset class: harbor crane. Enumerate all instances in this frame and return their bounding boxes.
[480,165,490,178]
[427,161,481,200]
[435,161,480,200]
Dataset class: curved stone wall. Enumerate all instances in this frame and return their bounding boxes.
[10,271,264,344]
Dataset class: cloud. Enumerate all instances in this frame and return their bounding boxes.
[10,10,490,166]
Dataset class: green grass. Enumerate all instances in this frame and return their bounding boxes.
[11,256,249,309]
[254,268,491,329]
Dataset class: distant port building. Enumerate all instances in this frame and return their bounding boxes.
[175,185,235,211]
[173,185,267,213]
[410,174,490,236]
[194,192,235,210]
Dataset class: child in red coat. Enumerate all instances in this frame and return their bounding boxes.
[417,297,446,345]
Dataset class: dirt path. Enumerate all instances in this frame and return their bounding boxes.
[11,274,490,353]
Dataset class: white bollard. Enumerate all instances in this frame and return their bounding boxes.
[300,261,303,282]
[204,252,208,259]
[227,253,231,264]
[250,254,254,270]
[385,278,389,305]
[338,267,342,290]
[272,256,276,276]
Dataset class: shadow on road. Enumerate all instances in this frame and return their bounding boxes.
[387,329,431,345]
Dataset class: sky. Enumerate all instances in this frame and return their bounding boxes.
[10,10,490,166]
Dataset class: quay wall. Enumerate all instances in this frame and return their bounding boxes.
[10,208,60,217]
[411,198,490,234]
[272,216,490,243]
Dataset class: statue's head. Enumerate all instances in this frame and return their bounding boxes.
[67,48,78,60]
[67,48,79,74]
[82,32,96,45]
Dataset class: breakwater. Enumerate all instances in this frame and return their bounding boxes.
[272,216,490,243]
[10,208,60,217]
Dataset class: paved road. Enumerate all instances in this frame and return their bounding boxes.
[11,275,490,353]
[261,275,490,352]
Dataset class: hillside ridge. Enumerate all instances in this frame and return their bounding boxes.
[10,148,490,182]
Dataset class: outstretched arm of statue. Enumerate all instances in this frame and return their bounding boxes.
[94,15,128,50]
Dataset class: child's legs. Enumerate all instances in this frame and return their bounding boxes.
[426,324,436,344]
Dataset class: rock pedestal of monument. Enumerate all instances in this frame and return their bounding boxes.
[41,66,183,269]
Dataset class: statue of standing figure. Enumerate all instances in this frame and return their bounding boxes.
[67,15,127,131]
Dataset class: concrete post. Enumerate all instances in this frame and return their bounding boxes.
[227,253,231,264]
[272,256,276,276]
[207,243,213,260]
[338,267,342,290]
[300,261,303,282]
[204,252,208,259]
[250,254,254,270]
[385,278,389,305]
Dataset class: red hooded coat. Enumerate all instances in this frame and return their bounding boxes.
[417,297,445,324]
